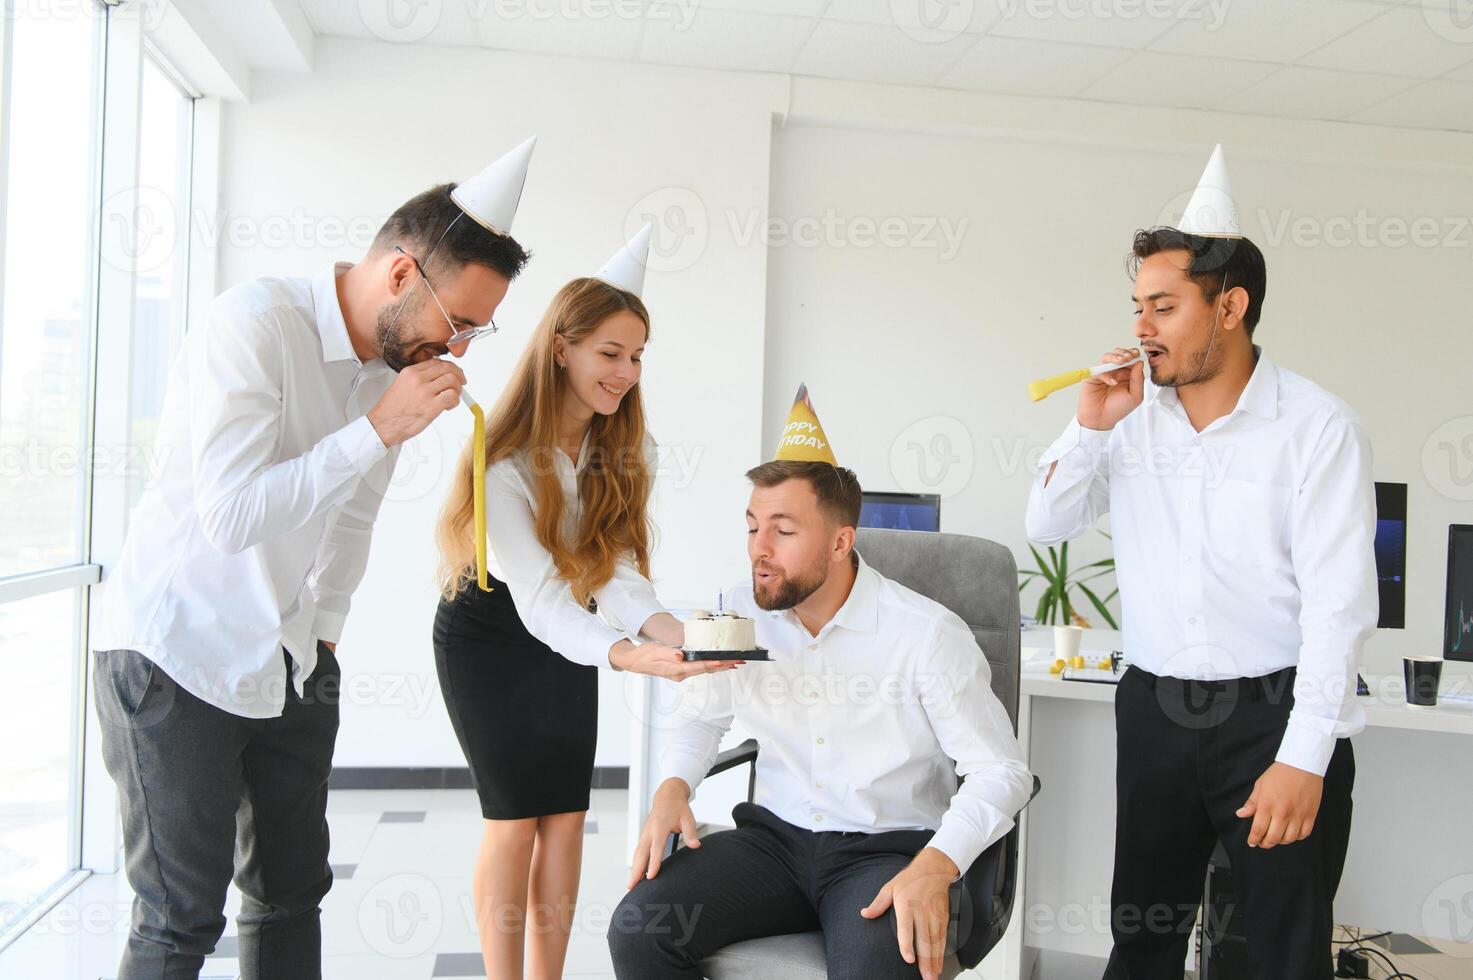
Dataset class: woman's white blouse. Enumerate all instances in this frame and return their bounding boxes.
[485,430,666,668]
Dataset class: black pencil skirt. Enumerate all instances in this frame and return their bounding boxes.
[433,574,599,820]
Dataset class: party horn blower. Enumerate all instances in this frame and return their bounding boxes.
[462,390,492,593]
[1028,350,1145,402]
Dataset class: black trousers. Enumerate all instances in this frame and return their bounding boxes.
[93,645,340,980]
[608,802,968,979]
[1104,665,1354,980]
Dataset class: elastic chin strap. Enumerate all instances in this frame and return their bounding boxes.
[1185,276,1230,387]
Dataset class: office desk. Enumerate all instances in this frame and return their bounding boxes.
[1013,640,1473,979]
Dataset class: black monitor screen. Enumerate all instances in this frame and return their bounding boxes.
[859,493,940,533]
[1374,482,1406,629]
[1446,525,1473,661]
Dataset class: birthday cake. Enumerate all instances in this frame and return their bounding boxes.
[683,610,757,652]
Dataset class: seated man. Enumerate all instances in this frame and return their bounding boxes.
[608,386,1033,980]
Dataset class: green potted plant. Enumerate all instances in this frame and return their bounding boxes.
[1020,536,1118,630]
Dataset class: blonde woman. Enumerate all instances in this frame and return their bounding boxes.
[433,245,736,979]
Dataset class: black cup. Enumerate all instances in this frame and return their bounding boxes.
[1403,657,1443,708]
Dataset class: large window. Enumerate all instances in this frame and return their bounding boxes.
[0,3,105,930]
[0,4,195,941]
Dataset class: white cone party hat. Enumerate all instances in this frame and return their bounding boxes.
[594,223,652,297]
[450,135,537,235]
[1177,144,1241,239]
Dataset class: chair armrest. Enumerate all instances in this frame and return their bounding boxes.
[706,738,759,778]
[662,739,761,859]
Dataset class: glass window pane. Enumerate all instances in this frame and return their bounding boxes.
[0,7,103,577]
[0,588,83,927]
[127,58,192,519]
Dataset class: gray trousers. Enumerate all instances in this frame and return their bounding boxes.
[93,645,340,980]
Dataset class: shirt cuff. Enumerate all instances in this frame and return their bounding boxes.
[1036,418,1111,477]
[334,415,390,478]
[930,819,989,878]
[659,751,713,800]
[313,608,348,645]
[1274,718,1337,776]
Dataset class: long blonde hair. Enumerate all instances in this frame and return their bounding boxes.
[436,277,654,604]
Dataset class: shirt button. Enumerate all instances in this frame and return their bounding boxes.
[815,781,824,789]
[813,814,824,823]
[1188,616,1198,626]
[816,737,825,745]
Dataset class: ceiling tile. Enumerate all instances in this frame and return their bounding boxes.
[472,3,647,61]
[1300,5,1473,77]
[792,18,979,86]
[697,0,828,14]
[1218,65,1421,119]
[1148,0,1386,63]
[984,0,1182,48]
[1080,50,1279,109]
[824,0,1000,36]
[940,35,1132,97]
[640,9,813,73]
[1347,78,1473,130]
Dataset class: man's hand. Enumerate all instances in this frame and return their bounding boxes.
[1237,761,1323,849]
[860,847,958,980]
[367,359,467,448]
[608,640,741,681]
[627,778,700,889]
[1077,347,1145,432]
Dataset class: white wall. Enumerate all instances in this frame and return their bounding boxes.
[764,107,1473,678]
[214,37,1473,771]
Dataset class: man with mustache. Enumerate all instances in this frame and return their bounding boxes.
[1026,146,1375,978]
[610,385,1032,980]
[89,139,535,980]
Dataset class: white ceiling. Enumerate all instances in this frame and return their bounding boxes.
[276,0,1473,132]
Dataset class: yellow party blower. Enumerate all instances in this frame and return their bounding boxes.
[1028,350,1144,402]
[461,390,492,592]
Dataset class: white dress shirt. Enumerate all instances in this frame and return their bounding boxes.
[485,431,668,668]
[93,264,398,718]
[1025,349,1377,776]
[659,553,1033,876]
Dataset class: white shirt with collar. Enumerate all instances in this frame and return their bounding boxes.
[659,553,1033,876]
[1025,347,1378,776]
[484,430,668,668]
[93,263,398,718]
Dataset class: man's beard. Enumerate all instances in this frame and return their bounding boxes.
[1151,328,1223,388]
[752,560,827,611]
[376,297,446,372]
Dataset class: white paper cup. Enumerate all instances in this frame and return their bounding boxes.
[1054,625,1085,661]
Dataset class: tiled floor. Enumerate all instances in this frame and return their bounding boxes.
[0,788,629,979]
[2,789,1469,979]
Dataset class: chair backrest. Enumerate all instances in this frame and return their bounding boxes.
[854,527,1021,732]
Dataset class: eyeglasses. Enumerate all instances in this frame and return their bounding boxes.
[390,245,499,347]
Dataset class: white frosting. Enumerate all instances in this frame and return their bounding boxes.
[684,611,756,651]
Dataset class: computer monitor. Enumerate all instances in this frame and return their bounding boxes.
[859,492,940,533]
[1445,525,1473,662]
[1374,482,1406,629]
